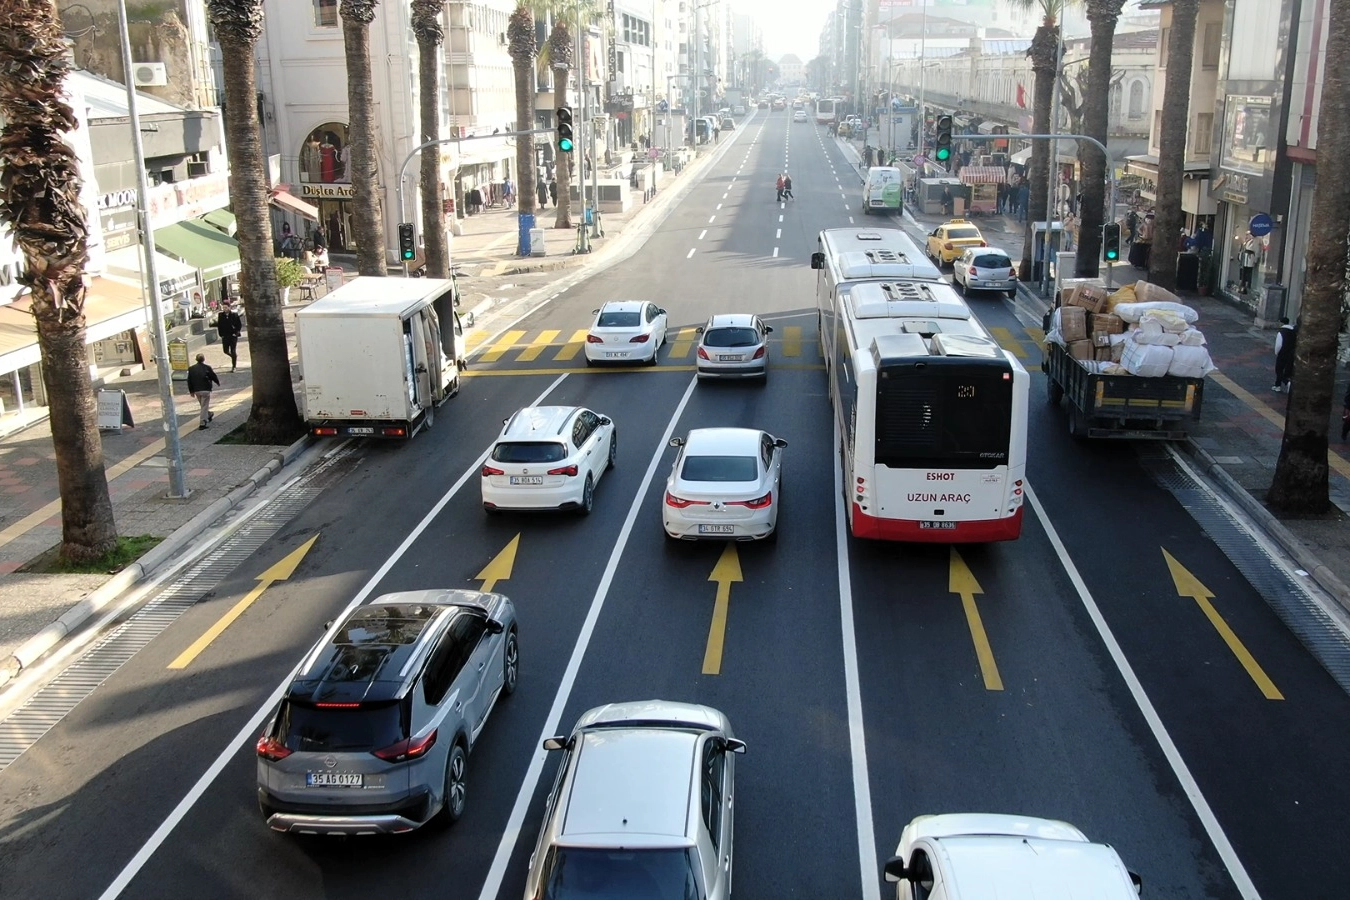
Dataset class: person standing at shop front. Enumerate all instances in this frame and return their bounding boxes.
[187,353,220,430]
[216,300,243,373]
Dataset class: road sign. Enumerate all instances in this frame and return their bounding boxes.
[1248,213,1273,237]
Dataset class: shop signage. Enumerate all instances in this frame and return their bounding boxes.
[144,172,232,229]
[299,183,357,200]
[1248,213,1274,237]
[168,338,190,380]
[1215,171,1250,205]
[97,389,134,432]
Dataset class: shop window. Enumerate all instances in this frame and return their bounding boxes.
[314,0,337,28]
[299,122,351,184]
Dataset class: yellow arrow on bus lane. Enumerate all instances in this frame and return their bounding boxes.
[475,534,521,593]
[1161,548,1283,700]
[702,543,743,675]
[949,548,1004,691]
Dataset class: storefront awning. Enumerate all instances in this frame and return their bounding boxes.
[202,208,237,236]
[104,245,200,298]
[153,218,242,282]
[0,278,150,377]
[269,187,319,222]
[1010,145,1080,167]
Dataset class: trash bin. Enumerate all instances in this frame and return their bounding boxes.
[518,213,535,256]
[529,228,546,257]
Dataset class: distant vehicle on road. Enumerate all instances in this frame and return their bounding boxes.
[585,300,668,366]
[482,406,616,515]
[952,248,1017,297]
[732,104,746,116]
[925,218,988,267]
[664,427,785,541]
[793,109,808,123]
[695,314,772,381]
[815,97,839,125]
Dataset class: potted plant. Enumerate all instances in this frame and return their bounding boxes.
[1196,248,1216,296]
[274,256,304,305]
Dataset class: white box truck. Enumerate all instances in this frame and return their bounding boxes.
[295,276,465,439]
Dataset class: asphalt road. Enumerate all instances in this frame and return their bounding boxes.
[2,109,1349,900]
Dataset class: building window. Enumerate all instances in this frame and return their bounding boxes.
[1193,112,1213,155]
[1158,26,1170,67]
[1128,80,1144,119]
[314,0,337,28]
[1202,22,1221,68]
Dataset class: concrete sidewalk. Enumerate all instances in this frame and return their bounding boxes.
[0,140,720,690]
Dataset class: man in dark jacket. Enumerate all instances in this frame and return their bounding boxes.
[1273,317,1297,392]
[216,300,243,372]
[186,353,220,429]
[548,178,558,206]
[537,174,549,209]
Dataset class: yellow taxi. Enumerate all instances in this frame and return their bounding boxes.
[925,219,988,267]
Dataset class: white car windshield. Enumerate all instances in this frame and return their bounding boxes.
[681,455,758,482]
[542,847,704,900]
[492,442,567,463]
[598,311,642,328]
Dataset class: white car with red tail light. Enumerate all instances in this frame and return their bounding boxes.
[952,248,1018,298]
[695,314,773,380]
[584,300,668,366]
[663,428,785,541]
[481,406,616,515]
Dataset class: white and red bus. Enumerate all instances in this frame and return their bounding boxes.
[812,228,1029,542]
[815,97,840,126]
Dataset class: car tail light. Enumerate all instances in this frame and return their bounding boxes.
[482,464,504,476]
[629,333,651,343]
[380,426,408,437]
[256,734,292,761]
[312,427,338,436]
[752,346,766,359]
[547,464,578,476]
[944,242,954,250]
[732,492,773,509]
[979,240,988,247]
[372,729,438,763]
[586,334,603,343]
[665,492,701,508]
[969,267,979,278]
[1009,268,1017,279]
[697,346,710,360]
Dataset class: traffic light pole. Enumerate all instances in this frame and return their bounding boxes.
[394,128,554,276]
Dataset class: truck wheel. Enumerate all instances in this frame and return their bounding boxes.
[1046,380,1063,406]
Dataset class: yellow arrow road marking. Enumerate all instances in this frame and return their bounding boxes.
[169,535,319,670]
[1162,548,1283,699]
[668,327,698,359]
[516,329,560,361]
[702,543,744,675]
[949,548,1003,691]
[553,328,590,361]
[476,534,521,593]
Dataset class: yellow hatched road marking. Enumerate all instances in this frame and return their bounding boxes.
[516,329,560,361]
[782,325,803,357]
[465,330,489,350]
[990,326,1029,359]
[668,327,698,359]
[480,330,526,362]
[553,329,590,361]
[1026,326,1046,347]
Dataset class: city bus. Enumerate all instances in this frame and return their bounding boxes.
[812,228,1029,542]
[816,97,840,126]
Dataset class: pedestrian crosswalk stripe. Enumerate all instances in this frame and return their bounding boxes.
[990,326,1029,359]
[668,327,698,359]
[782,326,803,357]
[553,329,590,361]
[517,329,559,361]
[1027,326,1047,346]
[465,330,489,350]
[480,330,526,362]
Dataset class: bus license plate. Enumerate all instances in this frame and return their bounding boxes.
[919,521,958,530]
[510,476,544,485]
[698,524,735,535]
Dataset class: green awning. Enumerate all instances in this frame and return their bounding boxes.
[154,218,241,282]
[201,208,236,237]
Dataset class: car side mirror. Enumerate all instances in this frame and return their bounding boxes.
[484,618,504,634]
[591,308,600,315]
[724,737,747,754]
[764,325,774,333]
[810,251,824,269]
[598,416,612,426]
[883,856,910,883]
[695,326,705,335]
[774,438,788,448]
[1130,872,1142,895]
[669,437,685,448]
[658,308,667,316]
[542,736,567,751]
[323,620,333,631]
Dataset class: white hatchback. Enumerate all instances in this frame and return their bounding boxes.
[663,428,785,541]
[482,406,615,514]
[584,300,668,366]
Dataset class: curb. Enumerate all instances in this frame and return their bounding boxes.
[0,433,314,688]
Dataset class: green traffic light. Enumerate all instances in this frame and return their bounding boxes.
[559,138,573,152]
[1105,250,1119,260]
[935,147,951,161]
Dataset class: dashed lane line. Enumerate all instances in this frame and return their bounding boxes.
[687,248,696,259]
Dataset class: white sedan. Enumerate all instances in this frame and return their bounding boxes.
[663,427,786,541]
[482,405,615,515]
[792,110,807,123]
[584,300,668,366]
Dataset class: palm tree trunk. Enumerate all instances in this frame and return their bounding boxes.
[508,4,537,257]
[554,63,573,229]
[413,0,448,279]
[215,12,304,444]
[0,0,117,562]
[1075,2,1125,277]
[1019,20,1059,281]
[1147,0,1198,289]
[341,1,387,276]
[1267,1,1350,515]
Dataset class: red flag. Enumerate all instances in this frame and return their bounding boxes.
[1016,83,1027,108]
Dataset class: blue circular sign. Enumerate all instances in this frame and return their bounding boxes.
[1249,213,1274,237]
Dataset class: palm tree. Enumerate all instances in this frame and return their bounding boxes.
[549,16,576,229]
[340,0,387,276]
[1146,0,1198,289]
[412,0,448,279]
[0,0,117,562]
[208,0,304,445]
[1073,0,1126,277]
[508,4,538,254]
[1009,0,1065,282]
[1267,1,1350,514]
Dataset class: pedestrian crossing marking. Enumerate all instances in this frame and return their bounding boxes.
[990,327,1029,359]
[517,329,560,361]
[1027,326,1046,346]
[553,329,590,361]
[782,326,803,357]
[465,330,489,350]
[668,327,699,359]
[480,330,526,362]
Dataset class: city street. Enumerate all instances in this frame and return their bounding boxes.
[1,108,1349,900]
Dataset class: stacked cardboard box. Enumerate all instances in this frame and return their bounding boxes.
[1064,284,1110,315]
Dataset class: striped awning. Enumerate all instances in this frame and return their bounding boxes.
[959,166,1006,184]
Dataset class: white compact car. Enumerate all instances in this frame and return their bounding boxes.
[952,248,1018,298]
[792,110,807,123]
[584,300,668,366]
[482,406,616,514]
[663,428,785,541]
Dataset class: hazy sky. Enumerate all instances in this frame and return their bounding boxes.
[743,0,834,63]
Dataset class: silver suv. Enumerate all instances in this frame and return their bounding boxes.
[524,700,745,900]
[255,589,519,835]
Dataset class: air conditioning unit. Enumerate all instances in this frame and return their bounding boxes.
[133,62,168,87]
[187,161,209,178]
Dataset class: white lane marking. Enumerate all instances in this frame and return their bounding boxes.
[699,229,708,240]
[780,203,786,210]
[1025,486,1264,900]
[731,176,736,182]
[849,217,855,224]
[710,214,717,222]
[477,378,700,900]
[776,228,782,239]
[687,248,696,259]
[716,204,722,211]
[723,193,729,200]
[97,374,573,900]
[779,215,784,222]
[844,205,850,211]
[772,247,779,257]
[834,421,881,900]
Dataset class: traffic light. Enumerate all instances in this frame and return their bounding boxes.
[934,115,953,162]
[1102,222,1121,262]
[397,222,416,262]
[555,107,574,153]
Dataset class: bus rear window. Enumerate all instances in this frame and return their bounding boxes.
[874,370,1012,468]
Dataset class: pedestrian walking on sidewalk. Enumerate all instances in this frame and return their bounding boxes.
[776,173,785,202]
[1273,317,1297,392]
[216,300,243,372]
[187,354,220,429]
[537,174,548,209]
[548,179,558,206]
[783,173,794,201]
